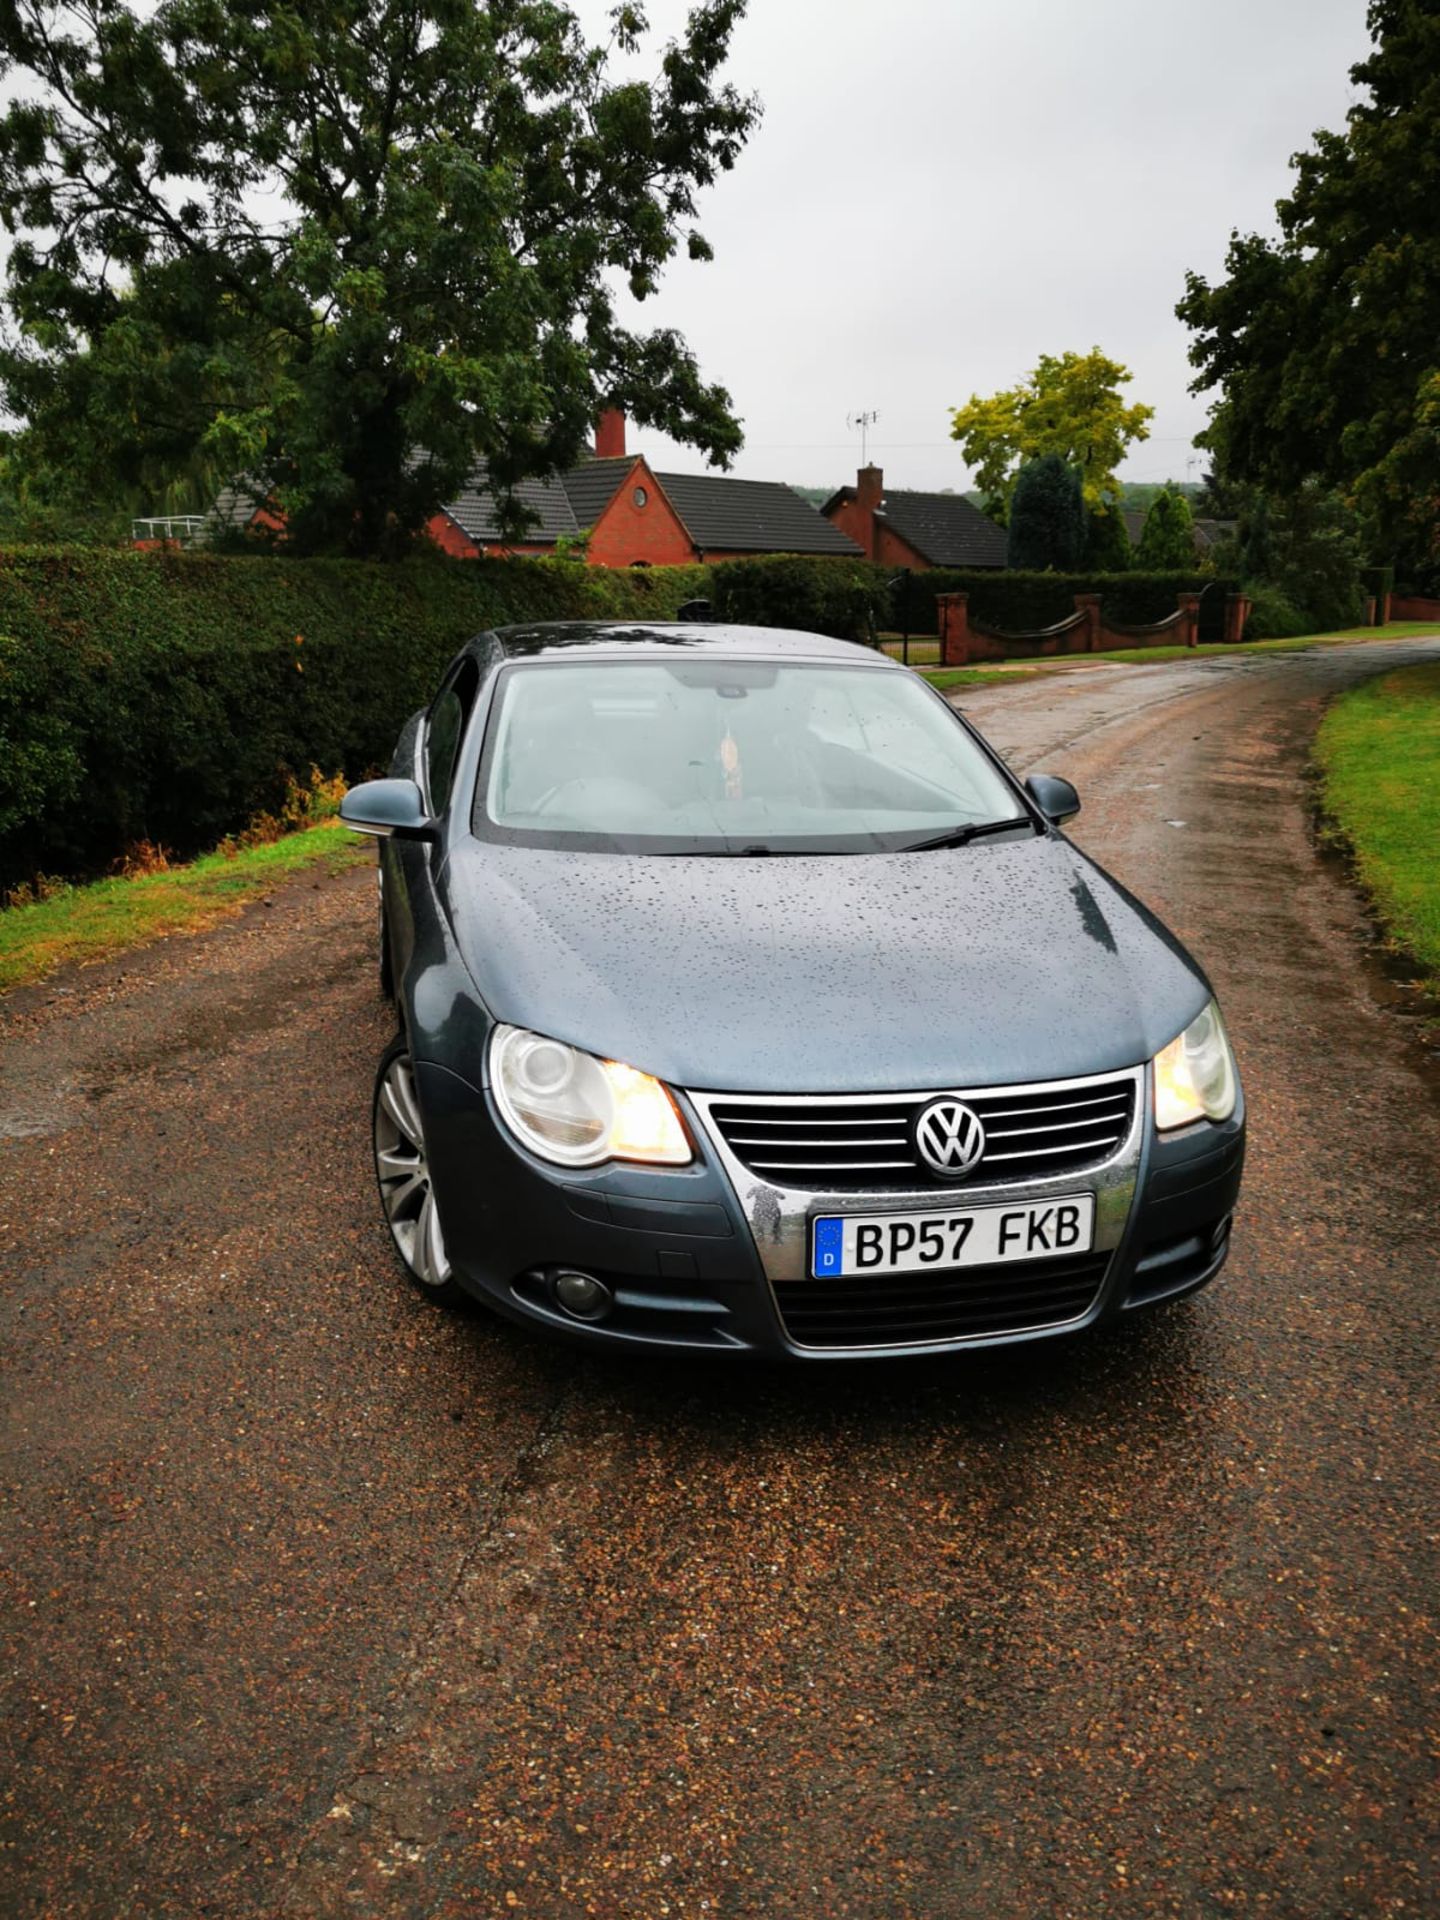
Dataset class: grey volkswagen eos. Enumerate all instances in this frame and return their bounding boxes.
[341,621,1245,1358]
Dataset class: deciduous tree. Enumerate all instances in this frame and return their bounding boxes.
[949,349,1153,520]
[0,0,758,555]
[1177,0,1440,566]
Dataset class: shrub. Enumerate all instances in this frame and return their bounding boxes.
[1243,585,1311,639]
[1007,455,1086,571]
[709,554,887,641]
[1085,507,1131,572]
[1135,488,1197,570]
[0,546,711,891]
[1229,483,1365,632]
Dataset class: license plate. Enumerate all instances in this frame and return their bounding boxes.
[811,1195,1095,1279]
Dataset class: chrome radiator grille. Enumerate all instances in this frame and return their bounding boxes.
[705,1071,1138,1191]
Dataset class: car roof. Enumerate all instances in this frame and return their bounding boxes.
[485,621,900,666]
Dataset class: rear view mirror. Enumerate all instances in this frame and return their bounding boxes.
[340,778,436,840]
[1025,773,1081,825]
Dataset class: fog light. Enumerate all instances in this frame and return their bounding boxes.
[551,1269,613,1322]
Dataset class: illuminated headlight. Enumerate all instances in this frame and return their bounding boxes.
[1152,999,1238,1131]
[490,1024,691,1168]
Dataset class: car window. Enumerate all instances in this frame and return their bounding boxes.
[473,658,1028,855]
[426,659,480,813]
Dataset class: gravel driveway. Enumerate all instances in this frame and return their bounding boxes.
[3,638,1438,1918]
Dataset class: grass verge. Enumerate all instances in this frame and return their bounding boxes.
[0,819,369,995]
[1314,659,1440,999]
[919,621,1440,687]
[920,665,1035,691]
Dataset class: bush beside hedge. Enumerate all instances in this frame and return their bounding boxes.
[0,547,709,891]
[1242,585,1312,639]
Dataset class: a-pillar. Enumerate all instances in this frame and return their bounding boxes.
[937,592,971,666]
[1072,593,1102,652]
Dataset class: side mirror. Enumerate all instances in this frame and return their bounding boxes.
[340,778,437,841]
[1025,772,1081,825]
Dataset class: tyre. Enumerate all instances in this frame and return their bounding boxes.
[372,1037,467,1307]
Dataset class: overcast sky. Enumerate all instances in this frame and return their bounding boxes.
[588,0,1374,493]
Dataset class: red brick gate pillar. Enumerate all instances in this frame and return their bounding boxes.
[1223,592,1251,644]
[937,592,972,666]
[1072,593,1103,652]
[1178,592,1202,649]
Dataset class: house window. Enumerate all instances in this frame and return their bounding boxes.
[632,486,648,508]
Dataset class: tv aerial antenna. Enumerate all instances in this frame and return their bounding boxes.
[847,410,879,465]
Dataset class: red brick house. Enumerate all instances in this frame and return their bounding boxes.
[431,413,860,565]
[822,465,1008,570]
[204,412,861,567]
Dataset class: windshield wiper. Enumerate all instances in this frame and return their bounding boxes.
[898,816,1036,853]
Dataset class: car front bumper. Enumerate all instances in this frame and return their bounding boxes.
[413,1058,1245,1359]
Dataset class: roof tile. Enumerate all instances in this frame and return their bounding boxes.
[650,471,862,555]
[872,490,1008,568]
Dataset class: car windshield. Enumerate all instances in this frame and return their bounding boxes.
[473,657,1032,855]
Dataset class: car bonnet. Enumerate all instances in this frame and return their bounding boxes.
[441,833,1211,1095]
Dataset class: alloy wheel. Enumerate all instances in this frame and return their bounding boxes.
[374,1051,451,1288]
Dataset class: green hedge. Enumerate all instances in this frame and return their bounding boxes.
[690,556,1228,645]
[0,546,709,891]
[0,544,1242,893]
[1396,562,1440,598]
[890,569,1226,636]
[710,554,884,642]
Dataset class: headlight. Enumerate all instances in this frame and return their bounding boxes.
[1153,999,1237,1130]
[490,1024,691,1168]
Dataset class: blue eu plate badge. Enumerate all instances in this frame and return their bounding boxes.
[812,1217,844,1276]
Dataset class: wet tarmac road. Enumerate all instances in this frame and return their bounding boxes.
[2,639,1438,1918]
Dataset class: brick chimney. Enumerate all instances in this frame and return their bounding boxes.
[595,407,627,460]
[856,464,884,514]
